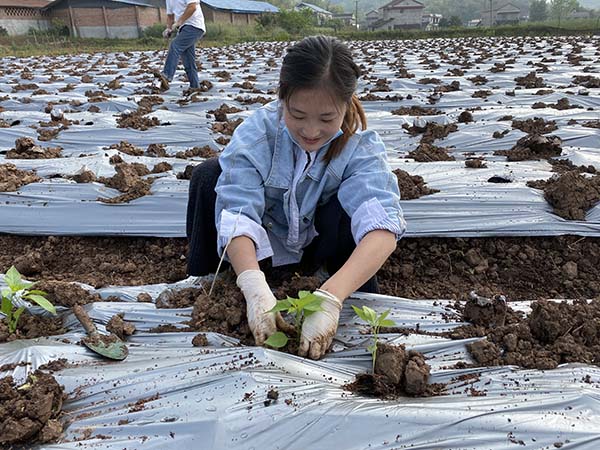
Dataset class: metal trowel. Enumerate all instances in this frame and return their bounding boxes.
[73,304,129,360]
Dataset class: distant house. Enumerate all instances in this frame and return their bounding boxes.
[467,18,482,27]
[201,0,278,25]
[0,0,51,35]
[421,12,441,30]
[43,0,166,39]
[367,0,424,31]
[365,8,379,28]
[480,2,521,26]
[568,10,592,19]
[294,2,332,25]
[333,11,354,27]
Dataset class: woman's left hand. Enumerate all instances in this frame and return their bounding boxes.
[298,289,342,360]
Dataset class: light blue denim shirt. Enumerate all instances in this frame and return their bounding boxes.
[215,100,406,266]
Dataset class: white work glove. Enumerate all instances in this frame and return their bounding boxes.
[298,289,342,360]
[162,28,172,38]
[236,269,291,345]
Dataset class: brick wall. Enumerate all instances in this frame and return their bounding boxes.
[0,6,49,35]
[200,5,257,25]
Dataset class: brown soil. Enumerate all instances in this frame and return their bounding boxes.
[527,171,600,220]
[6,137,62,159]
[391,106,442,116]
[175,145,218,159]
[116,110,161,131]
[0,370,65,446]
[345,343,440,398]
[0,313,65,343]
[32,280,102,307]
[511,117,557,134]
[465,158,487,168]
[191,333,208,346]
[0,164,40,192]
[456,298,600,370]
[494,134,562,161]
[97,162,153,203]
[1,235,600,301]
[393,168,439,199]
[514,71,545,88]
[106,313,136,340]
[211,118,244,136]
[408,143,456,162]
[403,122,458,144]
[107,141,144,156]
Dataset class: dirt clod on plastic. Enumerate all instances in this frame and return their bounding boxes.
[393,169,439,199]
[0,163,40,192]
[345,343,439,398]
[495,134,562,161]
[0,371,65,446]
[527,171,600,220]
[461,299,600,370]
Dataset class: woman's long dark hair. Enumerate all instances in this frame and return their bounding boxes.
[278,36,367,163]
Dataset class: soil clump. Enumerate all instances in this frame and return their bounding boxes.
[345,343,440,398]
[0,370,65,446]
[408,143,455,162]
[494,134,562,161]
[0,164,40,192]
[6,137,62,159]
[97,162,153,203]
[393,169,439,199]
[0,313,65,343]
[456,298,600,370]
[527,171,600,220]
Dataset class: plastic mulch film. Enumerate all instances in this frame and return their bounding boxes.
[1,277,599,450]
[0,37,599,238]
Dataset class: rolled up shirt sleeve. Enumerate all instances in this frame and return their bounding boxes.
[218,209,273,261]
[214,109,275,261]
[337,131,406,244]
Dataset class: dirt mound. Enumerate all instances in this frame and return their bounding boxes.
[116,110,161,131]
[345,343,439,398]
[511,117,557,134]
[408,143,455,162]
[189,277,254,345]
[463,299,600,370]
[33,280,102,307]
[527,171,600,220]
[175,146,218,159]
[403,122,458,143]
[208,103,243,122]
[97,162,154,203]
[0,312,65,343]
[0,164,40,192]
[6,137,62,159]
[107,141,144,156]
[391,106,442,116]
[0,371,65,446]
[495,134,562,161]
[514,71,545,88]
[393,169,439,199]
[212,118,244,136]
[106,313,136,340]
[465,158,487,168]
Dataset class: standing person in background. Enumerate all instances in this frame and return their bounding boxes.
[186,36,406,360]
[155,0,205,92]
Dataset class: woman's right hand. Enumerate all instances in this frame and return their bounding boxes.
[236,270,292,345]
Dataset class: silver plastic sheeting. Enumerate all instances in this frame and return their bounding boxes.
[1,280,600,450]
[0,37,599,238]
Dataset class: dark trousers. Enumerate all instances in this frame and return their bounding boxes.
[186,157,378,293]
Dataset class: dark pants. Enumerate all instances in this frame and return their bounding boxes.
[186,157,379,293]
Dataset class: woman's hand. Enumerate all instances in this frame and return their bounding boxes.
[298,289,342,360]
[236,269,291,345]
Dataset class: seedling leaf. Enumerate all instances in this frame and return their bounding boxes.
[265,331,288,348]
[24,294,57,314]
[379,319,396,328]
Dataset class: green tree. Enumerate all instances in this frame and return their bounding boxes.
[276,10,314,35]
[550,0,580,25]
[529,0,549,21]
[448,15,463,26]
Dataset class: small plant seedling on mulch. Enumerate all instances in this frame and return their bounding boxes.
[352,305,396,372]
[1,266,56,333]
[264,291,323,349]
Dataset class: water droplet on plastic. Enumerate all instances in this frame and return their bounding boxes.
[195,397,203,403]
[49,354,57,358]
[240,433,248,439]
[205,405,217,412]
[205,396,214,401]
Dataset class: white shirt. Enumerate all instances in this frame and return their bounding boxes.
[166,0,205,31]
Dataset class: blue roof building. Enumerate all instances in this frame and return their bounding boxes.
[201,0,278,25]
